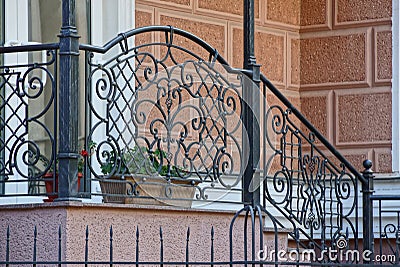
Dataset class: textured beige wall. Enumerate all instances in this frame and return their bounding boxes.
[298,0,392,172]
[0,203,288,263]
[135,0,392,172]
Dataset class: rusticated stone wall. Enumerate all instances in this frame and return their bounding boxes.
[135,0,392,173]
[298,0,392,172]
[135,0,299,97]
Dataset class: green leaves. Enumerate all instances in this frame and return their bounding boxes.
[100,146,185,177]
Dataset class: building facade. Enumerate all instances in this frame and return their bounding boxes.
[0,0,399,265]
[136,0,393,173]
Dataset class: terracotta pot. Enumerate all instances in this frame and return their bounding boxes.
[43,172,82,202]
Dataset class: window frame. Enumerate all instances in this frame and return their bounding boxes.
[0,0,135,202]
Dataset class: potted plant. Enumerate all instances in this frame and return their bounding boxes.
[99,146,198,207]
[42,141,96,202]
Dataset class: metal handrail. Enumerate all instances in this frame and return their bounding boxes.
[0,43,59,53]
[79,25,230,66]
[260,73,366,184]
[371,195,400,200]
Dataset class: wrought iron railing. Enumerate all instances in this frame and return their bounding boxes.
[260,73,365,260]
[79,26,247,206]
[1,209,399,266]
[0,43,59,199]
[0,0,398,264]
[372,195,400,265]
[0,212,311,266]
[0,24,399,265]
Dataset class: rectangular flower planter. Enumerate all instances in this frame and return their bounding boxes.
[99,176,197,208]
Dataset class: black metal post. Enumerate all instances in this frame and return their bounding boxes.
[57,0,80,200]
[242,0,261,206]
[362,159,374,263]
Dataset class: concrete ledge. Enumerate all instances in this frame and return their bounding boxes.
[0,201,240,214]
[0,202,288,263]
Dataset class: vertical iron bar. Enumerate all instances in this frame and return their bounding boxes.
[379,200,383,265]
[354,168,360,253]
[110,226,113,267]
[84,51,90,193]
[229,217,234,267]
[362,159,374,264]
[85,226,89,267]
[33,226,37,267]
[244,209,249,267]
[58,225,62,267]
[57,0,81,200]
[136,226,139,267]
[262,82,267,210]
[229,207,246,267]
[255,206,264,267]
[251,211,255,266]
[396,212,400,265]
[243,0,255,70]
[160,227,163,267]
[210,226,214,267]
[186,227,190,267]
[54,48,59,196]
[6,226,9,267]
[242,0,260,207]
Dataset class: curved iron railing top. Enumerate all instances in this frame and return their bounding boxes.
[82,25,246,204]
[79,25,230,67]
[79,26,365,181]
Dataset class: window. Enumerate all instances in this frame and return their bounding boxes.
[0,0,134,203]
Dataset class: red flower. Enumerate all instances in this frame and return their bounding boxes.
[80,149,89,157]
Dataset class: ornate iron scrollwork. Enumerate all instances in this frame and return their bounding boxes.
[263,103,358,256]
[86,32,244,202]
[0,49,57,184]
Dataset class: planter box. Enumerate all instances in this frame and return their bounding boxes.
[99,176,197,208]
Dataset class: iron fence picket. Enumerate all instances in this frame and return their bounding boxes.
[1,208,400,266]
[186,227,190,267]
[110,225,113,267]
[211,226,214,267]
[136,226,140,267]
[85,226,89,267]
[371,195,400,265]
[33,226,37,267]
[6,226,9,267]
[160,226,164,267]
[58,225,62,267]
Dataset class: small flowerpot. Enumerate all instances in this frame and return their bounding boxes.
[43,172,82,202]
